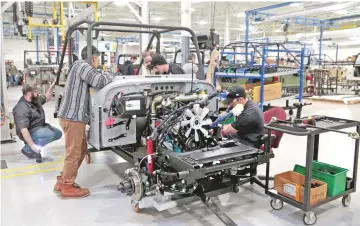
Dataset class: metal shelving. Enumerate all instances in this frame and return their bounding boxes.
[214,41,305,110]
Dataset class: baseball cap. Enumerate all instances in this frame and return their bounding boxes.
[223,86,246,105]
[150,54,167,68]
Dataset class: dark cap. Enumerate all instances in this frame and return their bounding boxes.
[150,54,167,67]
[223,86,246,105]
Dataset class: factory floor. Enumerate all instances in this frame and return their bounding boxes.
[1,86,360,226]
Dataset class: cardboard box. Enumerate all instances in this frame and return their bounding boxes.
[244,82,282,103]
[274,171,327,206]
[329,69,343,78]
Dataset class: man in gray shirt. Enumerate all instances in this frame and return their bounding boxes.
[55,45,114,199]
[13,83,62,163]
[182,53,199,74]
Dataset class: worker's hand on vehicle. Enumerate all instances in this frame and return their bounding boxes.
[30,144,42,153]
[50,80,56,88]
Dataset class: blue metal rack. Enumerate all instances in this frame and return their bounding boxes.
[214,41,305,110]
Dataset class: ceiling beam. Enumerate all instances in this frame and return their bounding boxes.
[1,1,15,14]
[125,2,145,24]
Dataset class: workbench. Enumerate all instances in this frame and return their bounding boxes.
[264,116,360,225]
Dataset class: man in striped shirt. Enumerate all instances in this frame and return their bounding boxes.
[55,45,114,199]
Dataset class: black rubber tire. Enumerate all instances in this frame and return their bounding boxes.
[303,212,317,225]
[342,195,351,207]
[270,199,283,210]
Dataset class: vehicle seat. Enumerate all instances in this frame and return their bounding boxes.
[260,107,287,152]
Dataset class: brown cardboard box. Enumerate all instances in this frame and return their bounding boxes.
[274,171,327,206]
[244,82,282,103]
[329,69,343,78]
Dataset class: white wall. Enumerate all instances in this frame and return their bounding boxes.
[322,47,360,61]
[3,38,37,70]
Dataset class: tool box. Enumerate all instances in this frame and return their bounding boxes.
[274,171,327,206]
[294,161,348,198]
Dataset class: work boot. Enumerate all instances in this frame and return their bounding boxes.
[54,176,81,194]
[61,183,90,199]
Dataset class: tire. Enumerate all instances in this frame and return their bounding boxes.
[342,195,351,207]
[303,212,317,225]
[270,199,283,210]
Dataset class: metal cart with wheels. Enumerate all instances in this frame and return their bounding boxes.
[264,116,360,225]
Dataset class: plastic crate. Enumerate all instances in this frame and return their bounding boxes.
[294,161,348,198]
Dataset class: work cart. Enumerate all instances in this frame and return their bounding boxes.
[264,116,360,225]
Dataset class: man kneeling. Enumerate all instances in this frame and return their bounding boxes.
[13,83,62,163]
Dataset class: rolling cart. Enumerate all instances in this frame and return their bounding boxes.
[264,116,360,225]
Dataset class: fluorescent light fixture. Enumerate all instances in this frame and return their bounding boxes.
[115,1,127,6]
[230,27,245,31]
[338,41,360,46]
[290,3,303,7]
[335,9,347,15]
[235,12,245,18]
[190,8,196,13]
[274,29,282,33]
[197,20,209,25]
[151,17,164,21]
[117,18,137,22]
[349,36,360,41]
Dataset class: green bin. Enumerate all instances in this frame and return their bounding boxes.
[293,161,348,198]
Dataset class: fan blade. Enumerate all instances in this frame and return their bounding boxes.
[200,128,209,137]
[185,109,195,118]
[202,119,213,126]
[195,130,199,142]
[185,127,192,137]
[200,107,209,120]
[194,105,202,116]
[180,120,191,126]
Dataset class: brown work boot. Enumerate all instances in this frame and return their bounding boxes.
[53,176,63,194]
[54,176,82,194]
[61,183,90,199]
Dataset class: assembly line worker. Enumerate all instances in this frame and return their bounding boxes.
[55,45,115,199]
[13,83,62,163]
[182,53,199,74]
[221,86,265,148]
[7,62,18,86]
[150,54,185,75]
[141,50,156,75]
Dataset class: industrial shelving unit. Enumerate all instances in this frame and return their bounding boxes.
[214,41,305,110]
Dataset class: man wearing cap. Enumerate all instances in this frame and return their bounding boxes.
[150,54,185,75]
[221,86,264,148]
[55,45,114,199]
[13,82,62,163]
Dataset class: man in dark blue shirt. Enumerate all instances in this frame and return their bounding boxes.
[13,83,62,163]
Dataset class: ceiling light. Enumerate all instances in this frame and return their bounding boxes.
[197,20,209,25]
[274,29,282,33]
[349,36,360,41]
[151,17,163,21]
[335,9,347,15]
[290,3,303,7]
[117,18,137,22]
[235,12,245,18]
[115,1,127,6]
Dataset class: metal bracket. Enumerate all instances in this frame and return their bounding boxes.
[108,133,127,142]
[106,120,126,129]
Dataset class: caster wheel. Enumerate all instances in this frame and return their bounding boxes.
[342,195,351,207]
[270,199,283,210]
[233,185,239,193]
[131,200,141,213]
[303,212,317,225]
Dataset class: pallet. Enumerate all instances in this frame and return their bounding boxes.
[305,95,360,105]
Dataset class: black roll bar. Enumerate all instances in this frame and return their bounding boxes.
[86,22,205,80]
[56,20,165,84]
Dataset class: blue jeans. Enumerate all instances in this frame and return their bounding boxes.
[11,75,17,86]
[23,125,63,153]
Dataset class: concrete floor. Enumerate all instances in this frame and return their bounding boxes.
[1,86,360,226]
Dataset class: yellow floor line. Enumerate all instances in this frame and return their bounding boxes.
[1,166,63,179]
[1,152,64,173]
